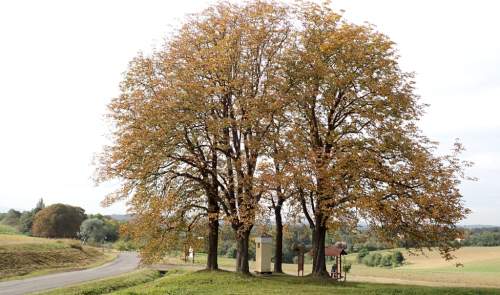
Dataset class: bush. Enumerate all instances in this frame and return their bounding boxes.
[362,253,382,267]
[114,239,128,251]
[380,254,393,267]
[226,245,237,258]
[218,245,227,257]
[374,253,382,266]
[248,247,256,261]
[346,244,354,253]
[362,254,374,266]
[357,249,369,263]
[392,251,405,266]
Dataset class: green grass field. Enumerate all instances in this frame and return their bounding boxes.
[159,247,500,288]
[0,224,19,235]
[36,268,500,295]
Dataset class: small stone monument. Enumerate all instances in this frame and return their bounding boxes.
[255,233,273,274]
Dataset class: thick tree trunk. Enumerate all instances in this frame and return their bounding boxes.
[273,205,283,273]
[235,229,251,274]
[311,220,329,277]
[206,196,219,270]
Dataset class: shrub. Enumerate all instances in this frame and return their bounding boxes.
[226,245,237,258]
[357,249,369,263]
[373,253,382,266]
[343,261,352,280]
[363,253,382,267]
[218,245,227,257]
[248,247,256,261]
[114,239,128,251]
[365,242,378,251]
[362,254,374,266]
[347,244,354,253]
[392,251,405,266]
[380,254,393,267]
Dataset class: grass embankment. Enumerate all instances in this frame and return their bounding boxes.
[35,269,500,295]
[33,269,161,295]
[0,234,116,281]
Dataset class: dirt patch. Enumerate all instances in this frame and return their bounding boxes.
[0,246,107,279]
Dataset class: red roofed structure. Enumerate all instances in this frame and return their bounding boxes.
[309,248,347,280]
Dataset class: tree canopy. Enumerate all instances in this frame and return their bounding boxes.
[32,204,85,238]
[93,0,473,276]
[0,209,21,227]
[78,218,108,242]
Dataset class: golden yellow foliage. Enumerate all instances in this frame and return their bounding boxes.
[93,0,474,276]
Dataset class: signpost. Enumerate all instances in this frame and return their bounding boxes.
[294,245,308,276]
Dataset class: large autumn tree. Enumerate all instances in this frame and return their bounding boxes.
[94,0,294,274]
[93,0,473,277]
[280,2,474,276]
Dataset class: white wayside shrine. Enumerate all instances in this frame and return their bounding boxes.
[255,233,273,275]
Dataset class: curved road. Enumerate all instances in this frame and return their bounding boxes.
[0,253,140,295]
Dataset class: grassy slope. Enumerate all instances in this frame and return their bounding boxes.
[28,269,500,295]
[109,269,500,295]
[33,269,161,295]
[0,234,115,281]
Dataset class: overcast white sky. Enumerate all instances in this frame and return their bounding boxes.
[0,0,498,225]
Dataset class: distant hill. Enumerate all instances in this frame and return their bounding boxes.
[110,214,130,220]
[0,206,28,213]
[461,224,500,228]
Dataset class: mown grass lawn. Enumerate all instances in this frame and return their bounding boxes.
[158,247,500,288]
[33,269,500,295]
[108,269,500,295]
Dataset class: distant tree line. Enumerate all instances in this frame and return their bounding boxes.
[460,227,500,247]
[0,199,125,240]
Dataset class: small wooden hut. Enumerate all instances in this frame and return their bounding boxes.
[309,248,348,280]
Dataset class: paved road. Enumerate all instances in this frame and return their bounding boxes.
[0,253,140,295]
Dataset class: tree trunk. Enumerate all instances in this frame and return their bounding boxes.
[311,221,329,277]
[273,205,283,273]
[235,229,251,274]
[206,195,219,270]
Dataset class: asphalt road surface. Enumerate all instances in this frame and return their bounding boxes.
[0,252,140,295]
